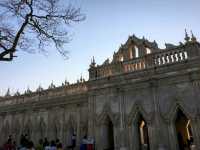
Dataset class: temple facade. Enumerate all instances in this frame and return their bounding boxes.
[1,32,200,150]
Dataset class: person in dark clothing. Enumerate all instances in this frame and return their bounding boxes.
[43,138,49,148]
[67,134,76,150]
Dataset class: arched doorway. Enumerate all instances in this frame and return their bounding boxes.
[137,114,150,150]
[102,116,114,150]
[175,109,193,150]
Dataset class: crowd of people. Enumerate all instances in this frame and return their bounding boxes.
[0,134,95,150]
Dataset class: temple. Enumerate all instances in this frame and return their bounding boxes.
[1,31,200,150]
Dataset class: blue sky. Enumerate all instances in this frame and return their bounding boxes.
[0,0,200,95]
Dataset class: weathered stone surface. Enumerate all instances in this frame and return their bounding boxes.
[1,34,200,150]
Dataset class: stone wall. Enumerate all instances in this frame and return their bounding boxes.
[1,37,200,150]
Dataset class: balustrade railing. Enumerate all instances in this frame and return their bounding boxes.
[92,43,200,78]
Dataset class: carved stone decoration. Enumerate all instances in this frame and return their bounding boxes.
[1,33,200,149]
[64,114,77,146]
[39,118,46,139]
[96,103,120,127]
[163,100,196,123]
[5,88,11,97]
[127,103,153,126]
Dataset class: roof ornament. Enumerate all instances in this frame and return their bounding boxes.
[184,29,190,43]
[25,86,32,94]
[5,88,11,97]
[80,74,85,82]
[37,85,43,92]
[14,90,20,96]
[191,30,197,42]
[62,78,69,86]
[90,56,96,68]
[49,81,56,89]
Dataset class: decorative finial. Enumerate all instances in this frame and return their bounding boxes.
[191,30,197,42]
[80,74,83,82]
[25,86,32,94]
[37,84,43,92]
[49,81,56,89]
[90,56,96,67]
[5,88,11,97]
[64,78,69,86]
[15,90,20,96]
[184,29,190,43]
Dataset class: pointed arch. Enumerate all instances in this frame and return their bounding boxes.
[96,104,119,126]
[127,103,151,126]
[165,101,196,150]
[166,101,194,122]
[128,104,151,150]
[99,114,115,150]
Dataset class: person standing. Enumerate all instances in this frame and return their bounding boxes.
[80,136,88,150]
[50,141,56,150]
[71,134,76,150]
[67,134,76,150]
[36,139,43,150]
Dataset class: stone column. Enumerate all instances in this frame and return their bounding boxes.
[150,79,170,150]
[167,122,178,150]
[76,104,81,147]
[114,125,120,150]
[190,118,200,150]
[60,107,65,144]
[130,124,140,150]
[118,88,128,150]
[95,124,101,150]
[88,95,95,137]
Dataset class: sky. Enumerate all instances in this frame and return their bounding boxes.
[0,0,200,95]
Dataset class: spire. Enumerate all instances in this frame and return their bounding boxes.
[49,80,56,89]
[80,74,85,82]
[37,84,43,92]
[184,29,190,43]
[191,30,197,42]
[80,74,83,82]
[90,56,96,68]
[14,90,20,96]
[25,86,32,94]
[5,88,11,97]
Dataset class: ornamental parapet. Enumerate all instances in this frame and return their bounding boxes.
[0,82,88,106]
[89,34,200,80]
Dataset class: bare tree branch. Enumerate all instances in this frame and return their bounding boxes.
[0,0,85,61]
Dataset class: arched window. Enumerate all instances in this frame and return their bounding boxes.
[175,109,194,150]
[135,46,139,58]
[129,48,133,59]
[120,56,124,62]
[146,48,151,54]
[137,115,150,150]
